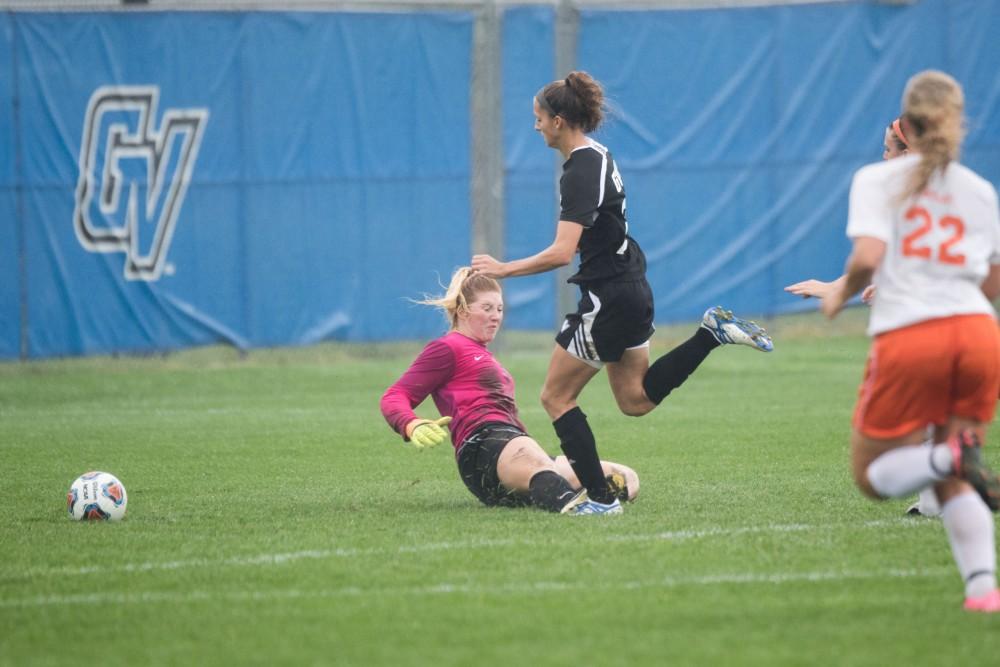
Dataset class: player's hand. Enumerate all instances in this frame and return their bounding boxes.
[861,285,876,305]
[471,254,506,279]
[405,416,452,450]
[784,279,833,299]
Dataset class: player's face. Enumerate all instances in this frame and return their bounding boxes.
[883,127,907,161]
[459,290,504,344]
[534,98,560,148]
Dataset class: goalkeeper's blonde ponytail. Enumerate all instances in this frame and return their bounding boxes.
[417,267,501,330]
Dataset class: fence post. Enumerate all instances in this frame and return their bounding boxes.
[471,1,504,261]
[11,11,27,360]
[553,0,578,329]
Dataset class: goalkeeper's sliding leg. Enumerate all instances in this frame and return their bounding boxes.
[552,455,639,503]
[457,429,637,514]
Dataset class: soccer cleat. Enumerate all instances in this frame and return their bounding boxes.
[701,306,774,352]
[605,471,630,503]
[559,489,590,515]
[570,497,624,516]
[964,589,1000,612]
[948,430,1000,511]
[905,497,941,518]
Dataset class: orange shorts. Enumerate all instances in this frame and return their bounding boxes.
[853,314,1000,440]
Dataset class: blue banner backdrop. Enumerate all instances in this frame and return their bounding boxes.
[7,11,472,358]
[0,13,18,358]
[501,5,556,332]
[567,0,1000,323]
[2,1,999,358]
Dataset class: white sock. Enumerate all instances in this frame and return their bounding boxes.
[866,442,952,498]
[942,492,997,598]
[917,486,942,517]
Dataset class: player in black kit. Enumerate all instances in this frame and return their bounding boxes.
[472,71,773,513]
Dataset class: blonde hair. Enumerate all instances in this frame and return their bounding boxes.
[899,70,965,202]
[417,267,501,330]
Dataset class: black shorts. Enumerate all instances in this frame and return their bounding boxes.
[456,422,532,508]
[555,278,655,364]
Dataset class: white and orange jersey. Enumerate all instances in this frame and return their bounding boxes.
[847,153,1000,336]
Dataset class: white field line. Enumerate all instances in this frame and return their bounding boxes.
[7,518,931,581]
[11,540,519,579]
[0,566,954,609]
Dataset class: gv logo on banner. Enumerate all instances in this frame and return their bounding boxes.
[73,86,208,281]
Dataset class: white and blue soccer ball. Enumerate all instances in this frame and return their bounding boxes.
[67,471,128,521]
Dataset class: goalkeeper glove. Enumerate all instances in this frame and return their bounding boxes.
[405,416,452,450]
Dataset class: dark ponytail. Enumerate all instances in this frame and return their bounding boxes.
[536,70,605,133]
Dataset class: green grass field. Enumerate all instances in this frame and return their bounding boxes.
[2,309,999,666]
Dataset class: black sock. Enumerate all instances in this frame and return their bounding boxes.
[528,470,578,513]
[553,407,613,504]
[642,327,719,405]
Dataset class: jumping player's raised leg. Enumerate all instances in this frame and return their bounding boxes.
[608,308,773,416]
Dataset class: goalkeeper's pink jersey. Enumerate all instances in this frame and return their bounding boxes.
[380,331,525,453]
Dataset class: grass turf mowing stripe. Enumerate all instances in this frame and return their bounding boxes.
[1,566,955,609]
[7,517,939,580]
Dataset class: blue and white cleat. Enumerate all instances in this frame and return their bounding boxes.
[560,489,624,515]
[559,489,589,515]
[701,306,774,352]
[570,496,623,516]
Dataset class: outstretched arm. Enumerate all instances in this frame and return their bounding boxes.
[784,275,846,300]
[380,340,455,445]
[472,220,583,279]
[786,275,876,304]
[822,236,885,319]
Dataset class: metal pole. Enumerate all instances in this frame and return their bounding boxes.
[470,0,504,260]
[470,1,506,349]
[11,14,28,359]
[553,0,578,328]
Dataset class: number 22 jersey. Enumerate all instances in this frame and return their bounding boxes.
[847,153,1000,336]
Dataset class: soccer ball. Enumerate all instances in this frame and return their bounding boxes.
[67,471,128,521]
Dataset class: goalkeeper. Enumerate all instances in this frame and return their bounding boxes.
[380,267,638,514]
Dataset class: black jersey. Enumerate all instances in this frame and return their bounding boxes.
[559,140,646,284]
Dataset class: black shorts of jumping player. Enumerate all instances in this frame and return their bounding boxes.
[555,277,655,368]
[457,422,536,507]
